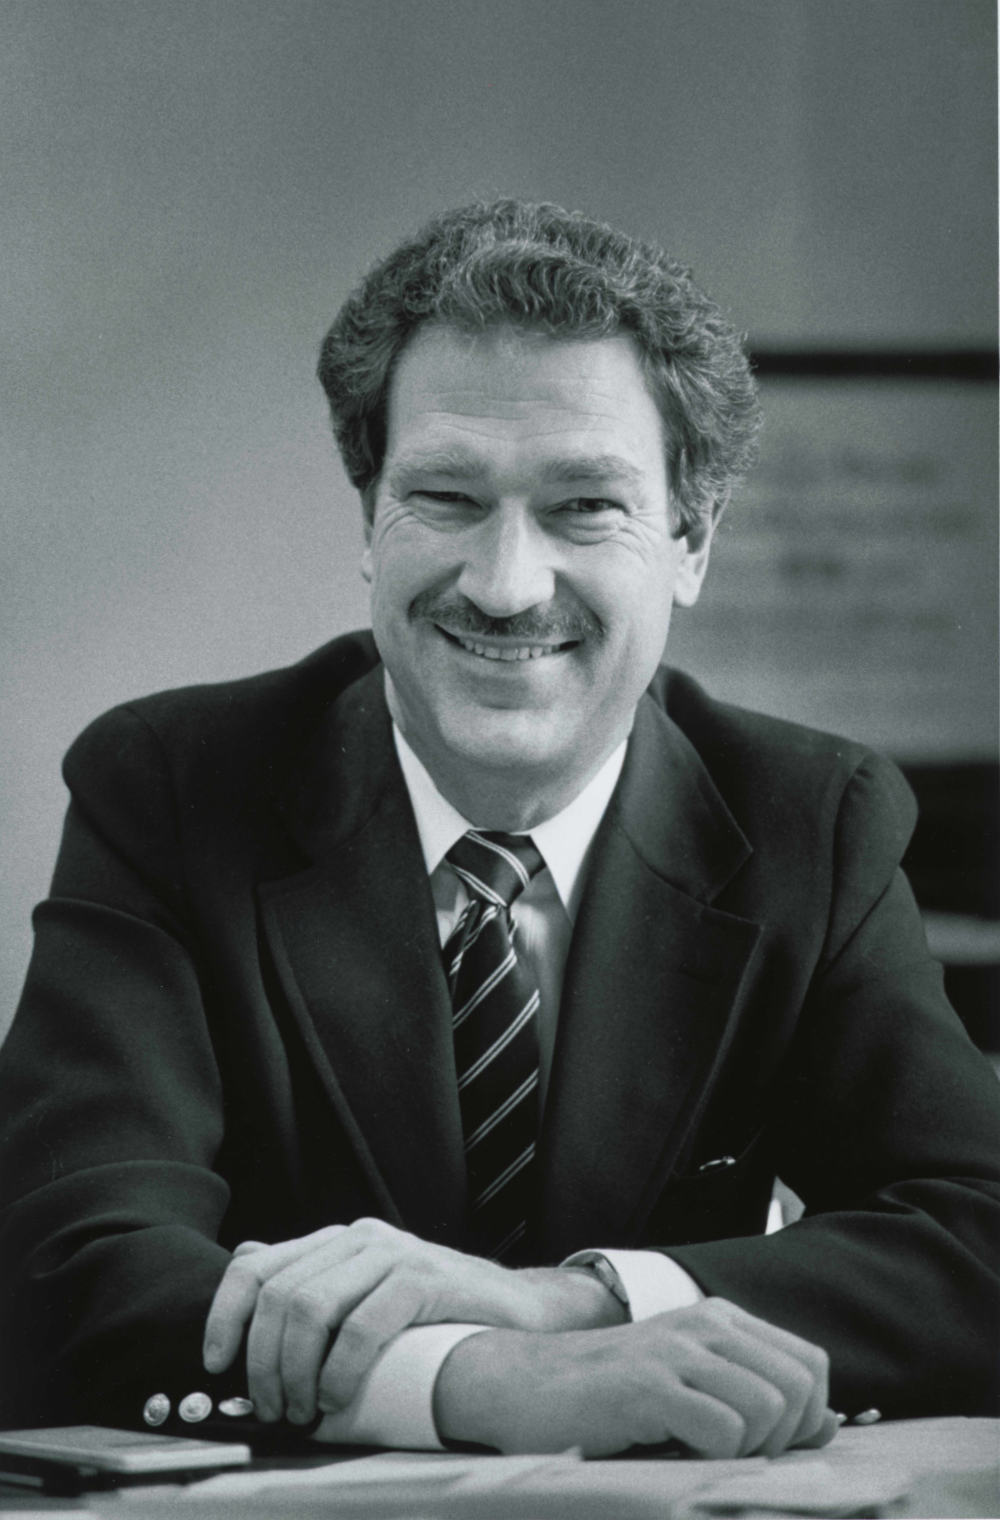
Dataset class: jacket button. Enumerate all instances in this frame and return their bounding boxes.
[142,1393,171,1427]
[178,1392,213,1423]
[218,1397,255,1418]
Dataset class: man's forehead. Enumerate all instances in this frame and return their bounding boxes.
[382,323,667,474]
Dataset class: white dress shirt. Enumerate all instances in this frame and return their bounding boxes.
[313,727,701,1449]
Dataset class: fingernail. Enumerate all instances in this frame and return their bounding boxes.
[203,1342,222,1372]
[286,1405,311,1426]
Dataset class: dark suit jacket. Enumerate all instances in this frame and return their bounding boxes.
[1,632,998,1432]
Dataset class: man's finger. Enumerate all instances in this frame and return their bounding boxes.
[709,1325,822,1456]
[276,1248,398,1422]
[675,1344,789,1456]
[244,1255,359,1420]
[733,1337,813,1455]
[203,1225,350,1372]
[654,1382,747,1459]
[779,1355,831,1454]
[697,1302,829,1456]
[203,1258,270,1374]
[732,1328,827,1457]
[317,1273,425,1410]
[797,1407,841,1451]
[245,1284,294,1422]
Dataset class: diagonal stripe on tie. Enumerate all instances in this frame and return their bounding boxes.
[450,865,507,908]
[456,991,539,1088]
[491,1220,528,1260]
[444,829,545,1262]
[465,1071,539,1150]
[473,1142,535,1210]
[467,830,534,888]
[444,902,497,983]
[452,946,518,1029]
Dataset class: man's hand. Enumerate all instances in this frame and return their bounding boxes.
[429,1299,838,1459]
[202,1219,624,1424]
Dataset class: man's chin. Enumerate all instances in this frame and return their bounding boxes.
[439,721,564,774]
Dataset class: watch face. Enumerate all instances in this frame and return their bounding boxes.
[587,1256,629,1305]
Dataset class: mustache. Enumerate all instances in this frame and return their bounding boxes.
[411,591,601,643]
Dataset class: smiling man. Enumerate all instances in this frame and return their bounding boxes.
[1,200,998,1458]
[367,323,711,827]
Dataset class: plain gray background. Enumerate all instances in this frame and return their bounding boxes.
[3,0,997,1038]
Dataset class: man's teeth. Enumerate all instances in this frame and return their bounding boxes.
[454,635,564,662]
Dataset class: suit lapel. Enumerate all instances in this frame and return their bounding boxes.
[258,665,468,1246]
[537,692,762,1261]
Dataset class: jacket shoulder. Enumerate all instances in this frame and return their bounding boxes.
[652,666,918,859]
[64,632,380,785]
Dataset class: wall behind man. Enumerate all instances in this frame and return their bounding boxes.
[3,0,996,1037]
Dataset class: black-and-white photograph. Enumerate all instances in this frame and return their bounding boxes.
[1,3,997,1513]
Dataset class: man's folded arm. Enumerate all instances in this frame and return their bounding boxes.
[645,760,1000,1418]
[306,1252,702,1450]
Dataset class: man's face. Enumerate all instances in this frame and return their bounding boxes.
[363,323,715,815]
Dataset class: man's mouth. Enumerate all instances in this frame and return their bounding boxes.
[436,625,577,662]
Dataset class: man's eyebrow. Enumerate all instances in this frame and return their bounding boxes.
[384,446,486,484]
[385,449,646,490]
[535,454,646,490]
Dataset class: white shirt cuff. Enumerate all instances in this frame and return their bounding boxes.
[311,1324,489,1450]
[563,1248,704,1321]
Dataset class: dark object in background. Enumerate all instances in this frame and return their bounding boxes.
[902,762,999,1053]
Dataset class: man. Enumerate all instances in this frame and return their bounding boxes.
[1,200,997,1459]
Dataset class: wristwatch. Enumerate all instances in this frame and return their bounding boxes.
[567,1253,631,1314]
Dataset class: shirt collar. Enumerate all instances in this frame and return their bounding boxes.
[392,726,627,922]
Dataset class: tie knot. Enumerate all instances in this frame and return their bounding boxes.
[447,829,544,910]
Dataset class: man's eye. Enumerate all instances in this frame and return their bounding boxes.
[416,490,475,505]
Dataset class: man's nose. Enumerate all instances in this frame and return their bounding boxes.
[454,508,556,617]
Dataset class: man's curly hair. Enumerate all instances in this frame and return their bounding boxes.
[317,199,761,535]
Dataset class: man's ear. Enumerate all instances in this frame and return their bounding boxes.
[360,488,375,582]
[672,492,727,608]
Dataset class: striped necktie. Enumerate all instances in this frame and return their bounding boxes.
[444,829,545,1263]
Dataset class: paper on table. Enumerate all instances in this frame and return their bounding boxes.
[690,1455,914,1516]
[82,1421,1000,1520]
[99,1452,770,1520]
[95,1450,763,1520]
[89,1445,931,1520]
[174,1448,583,1498]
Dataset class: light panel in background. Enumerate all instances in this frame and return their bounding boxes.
[669,374,998,762]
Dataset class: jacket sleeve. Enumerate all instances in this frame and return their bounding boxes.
[664,754,1000,1417]
[0,704,241,1429]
